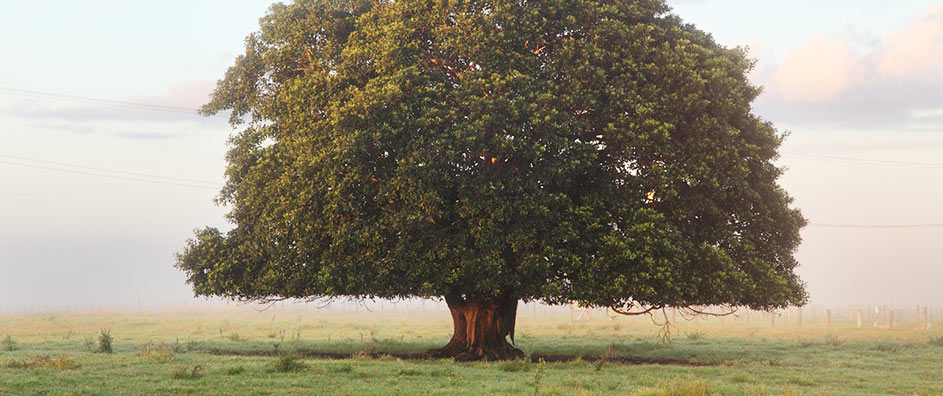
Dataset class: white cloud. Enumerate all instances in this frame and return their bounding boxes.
[757,4,943,127]
[2,81,226,138]
[876,4,943,84]
[773,36,862,102]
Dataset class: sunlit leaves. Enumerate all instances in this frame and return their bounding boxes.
[177,0,806,311]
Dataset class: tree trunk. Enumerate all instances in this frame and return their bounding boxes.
[425,293,524,361]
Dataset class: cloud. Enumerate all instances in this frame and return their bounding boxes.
[876,4,943,84]
[3,81,221,125]
[773,36,862,103]
[756,4,943,128]
[2,81,227,138]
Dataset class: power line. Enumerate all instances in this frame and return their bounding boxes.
[809,222,943,229]
[0,86,200,115]
[5,154,943,224]
[0,159,220,190]
[0,153,219,186]
[783,153,943,169]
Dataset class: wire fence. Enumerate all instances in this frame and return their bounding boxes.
[0,300,937,330]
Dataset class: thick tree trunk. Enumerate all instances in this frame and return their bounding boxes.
[425,293,524,361]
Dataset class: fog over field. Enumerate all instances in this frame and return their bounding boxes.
[2,0,943,309]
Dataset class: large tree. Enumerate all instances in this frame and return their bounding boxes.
[178,0,806,360]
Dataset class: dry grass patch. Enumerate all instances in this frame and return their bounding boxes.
[6,354,78,370]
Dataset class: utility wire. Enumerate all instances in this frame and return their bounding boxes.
[0,153,219,186]
[0,86,200,114]
[0,159,220,190]
[809,222,943,229]
[5,154,943,225]
[783,153,943,169]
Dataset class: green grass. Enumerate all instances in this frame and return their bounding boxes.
[1,309,942,395]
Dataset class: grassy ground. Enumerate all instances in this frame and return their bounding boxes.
[1,306,941,395]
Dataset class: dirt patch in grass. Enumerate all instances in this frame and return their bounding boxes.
[199,348,709,366]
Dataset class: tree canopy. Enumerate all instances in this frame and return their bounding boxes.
[178,0,806,349]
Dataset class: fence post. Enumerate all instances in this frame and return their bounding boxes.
[889,310,895,329]
[923,306,929,330]
[771,311,776,328]
[826,309,831,328]
[856,310,862,328]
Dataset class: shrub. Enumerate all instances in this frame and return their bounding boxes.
[2,334,16,352]
[272,352,306,373]
[98,329,113,353]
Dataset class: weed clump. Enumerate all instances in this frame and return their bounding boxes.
[2,334,16,351]
[685,330,708,341]
[872,340,903,353]
[928,336,943,347]
[172,365,204,380]
[98,329,113,353]
[532,358,547,396]
[329,362,354,374]
[498,359,530,372]
[634,377,714,396]
[397,368,423,376]
[226,365,247,375]
[272,352,306,373]
[136,342,176,362]
[822,335,844,347]
[6,355,77,370]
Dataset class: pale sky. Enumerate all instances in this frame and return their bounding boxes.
[1,1,942,309]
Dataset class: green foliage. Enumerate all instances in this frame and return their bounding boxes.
[272,352,307,373]
[226,332,247,342]
[2,334,16,351]
[633,377,713,396]
[178,0,806,311]
[872,340,903,353]
[532,358,547,396]
[98,329,113,353]
[498,358,530,372]
[226,365,247,375]
[6,355,77,370]
[328,362,354,374]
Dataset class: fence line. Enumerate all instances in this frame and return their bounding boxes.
[0,300,938,330]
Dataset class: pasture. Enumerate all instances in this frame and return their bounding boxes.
[1,303,941,395]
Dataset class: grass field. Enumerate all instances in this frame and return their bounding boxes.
[1,304,941,395]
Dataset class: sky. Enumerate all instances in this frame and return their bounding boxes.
[1,0,942,309]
